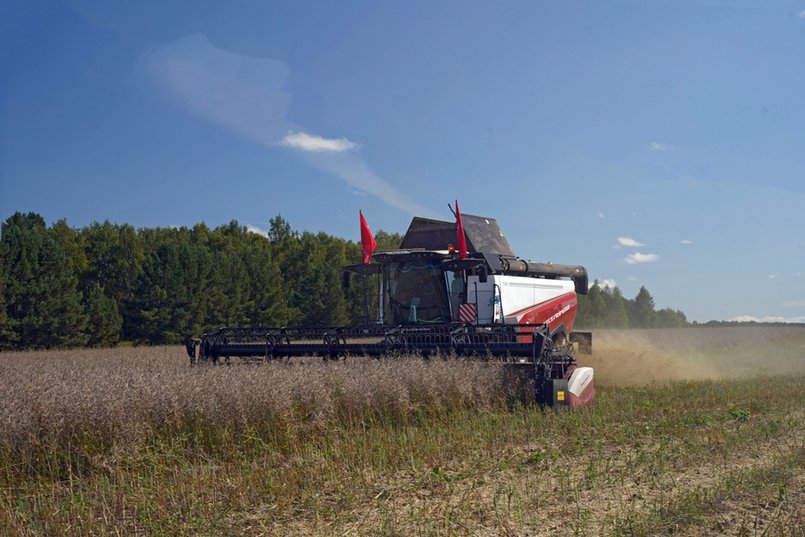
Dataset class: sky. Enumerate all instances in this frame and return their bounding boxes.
[2,0,804,323]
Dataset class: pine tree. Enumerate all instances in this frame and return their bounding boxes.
[0,239,15,349]
[126,240,205,344]
[1,213,88,348]
[84,284,123,346]
[51,219,88,277]
[268,215,296,244]
[241,233,291,326]
[81,221,143,303]
[576,281,606,328]
[630,286,658,328]
[602,286,630,328]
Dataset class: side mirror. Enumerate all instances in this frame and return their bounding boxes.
[479,265,488,283]
[342,271,350,289]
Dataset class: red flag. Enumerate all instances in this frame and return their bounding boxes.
[359,210,377,264]
[455,200,467,259]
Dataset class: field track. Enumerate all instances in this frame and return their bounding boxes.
[1,327,803,535]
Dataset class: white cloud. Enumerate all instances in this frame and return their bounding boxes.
[598,278,617,289]
[647,142,674,152]
[799,10,805,19]
[628,276,638,282]
[246,225,268,237]
[618,237,645,247]
[146,34,433,217]
[680,239,693,245]
[281,131,359,153]
[625,252,659,264]
[729,315,805,324]
[768,273,779,279]
[598,212,605,219]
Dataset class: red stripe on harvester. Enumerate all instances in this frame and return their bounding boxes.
[459,303,476,323]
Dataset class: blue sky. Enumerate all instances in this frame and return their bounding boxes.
[2,0,804,322]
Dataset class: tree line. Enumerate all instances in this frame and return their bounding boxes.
[0,212,401,349]
[575,282,688,329]
[0,211,689,350]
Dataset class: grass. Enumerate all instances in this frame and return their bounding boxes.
[1,327,804,535]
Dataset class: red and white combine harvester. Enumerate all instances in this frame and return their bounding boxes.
[186,206,595,407]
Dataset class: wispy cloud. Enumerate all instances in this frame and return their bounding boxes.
[145,33,290,145]
[281,132,358,153]
[783,300,805,308]
[680,239,693,245]
[599,278,617,289]
[303,151,436,216]
[799,10,805,19]
[145,33,433,216]
[769,273,779,279]
[730,315,805,324]
[617,237,645,247]
[625,252,659,264]
[598,212,605,219]
[647,142,674,152]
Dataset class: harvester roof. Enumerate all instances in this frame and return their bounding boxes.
[399,214,515,258]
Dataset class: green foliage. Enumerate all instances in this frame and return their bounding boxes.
[268,214,296,244]
[577,281,688,329]
[125,235,213,344]
[0,211,688,348]
[630,286,658,328]
[81,221,143,303]
[657,307,688,328]
[0,212,88,349]
[0,241,12,349]
[576,283,607,327]
[373,230,403,250]
[727,407,751,422]
[602,286,630,328]
[83,284,123,347]
[276,231,351,326]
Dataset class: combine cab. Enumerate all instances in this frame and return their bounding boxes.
[186,213,595,407]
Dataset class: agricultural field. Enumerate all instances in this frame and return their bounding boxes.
[1,327,804,536]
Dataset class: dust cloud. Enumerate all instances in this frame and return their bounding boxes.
[584,327,805,386]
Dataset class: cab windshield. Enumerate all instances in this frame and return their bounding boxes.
[385,262,452,324]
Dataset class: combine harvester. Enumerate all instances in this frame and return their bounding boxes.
[186,205,595,407]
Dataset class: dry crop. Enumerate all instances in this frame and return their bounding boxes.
[1,327,804,536]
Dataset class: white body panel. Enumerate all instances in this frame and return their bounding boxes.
[465,275,575,324]
[465,276,495,323]
[568,367,594,397]
[495,276,574,321]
